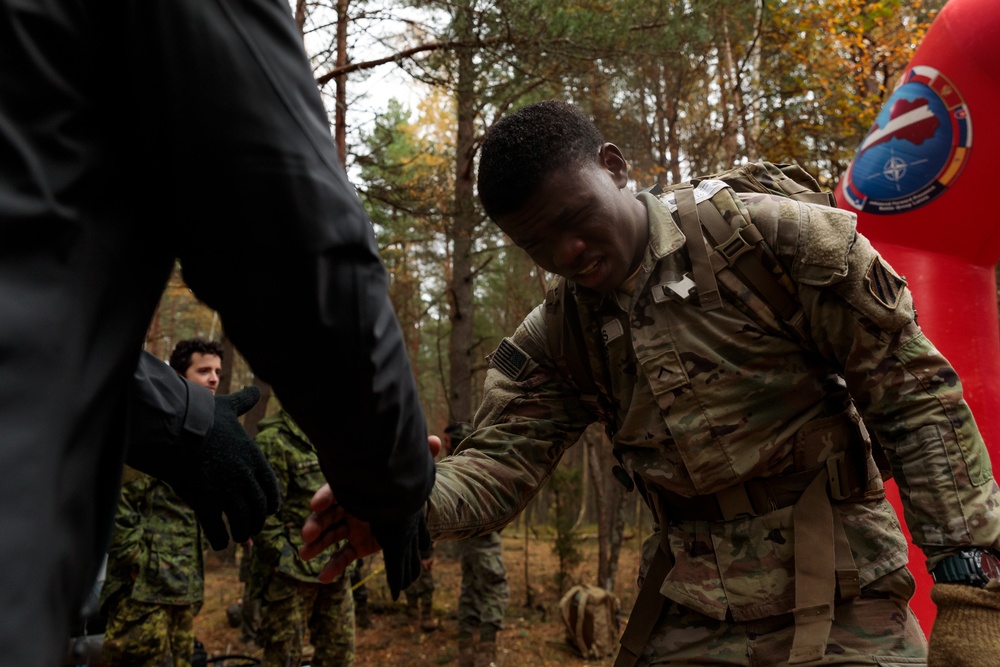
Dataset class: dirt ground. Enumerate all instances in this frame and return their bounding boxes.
[195,530,644,666]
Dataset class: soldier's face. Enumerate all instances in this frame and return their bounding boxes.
[183,352,222,394]
[495,144,649,294]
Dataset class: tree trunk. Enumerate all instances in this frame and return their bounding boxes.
[588,427,628,593]
[334,0,349,165]
[243,375,272,438]
[719,9,740,166]
[217,333,236,395]
[587,435,608,587]
[447,2,477,424]
[572,437,590,532]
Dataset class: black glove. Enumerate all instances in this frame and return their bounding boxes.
[161,386,280,550]
[370,509,429,600]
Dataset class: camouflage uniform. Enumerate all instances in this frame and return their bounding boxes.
[458,532,508,666]
[250,410,355,667]
[428,187,1000,665]
[403,544,436,628]
[100,466,204,667]
[458,533,508,634]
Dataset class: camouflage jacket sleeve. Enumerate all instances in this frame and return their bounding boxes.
[105,468,149,568]
[742,193,1000,567]
[99,469,149,608]
[427,305,595,540]
[253,413,343,581]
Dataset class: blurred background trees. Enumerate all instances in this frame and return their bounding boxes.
[147,0,941,589]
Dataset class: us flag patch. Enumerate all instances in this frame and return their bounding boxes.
[865,257,907,309]
[491,338,529,380]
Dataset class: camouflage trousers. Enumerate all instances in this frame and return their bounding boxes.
[258,572,355,667]
[457,532,509,634]
[636,568,927,666]
[404,564,435,605]
[100,597,196,667]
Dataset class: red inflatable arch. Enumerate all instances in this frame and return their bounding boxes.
[835,0,1000,637]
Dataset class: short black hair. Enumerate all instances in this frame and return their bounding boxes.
[477,100,604,221]
[169,338,224,375]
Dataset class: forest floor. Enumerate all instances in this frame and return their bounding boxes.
[195,529,644,667]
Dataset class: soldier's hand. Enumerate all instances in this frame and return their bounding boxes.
[299,483,381,582]
[299,435,440,598]
[929,582,1000,666]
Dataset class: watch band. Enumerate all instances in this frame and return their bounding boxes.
[932,548,1000,588]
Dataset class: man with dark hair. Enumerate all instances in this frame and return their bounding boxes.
[168,339,225,393]
[0,2,435,664]
[100,339,224,667]
[304,99,1000,665]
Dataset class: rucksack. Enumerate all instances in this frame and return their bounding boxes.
[544,161,835,435]
[559,584,621,659]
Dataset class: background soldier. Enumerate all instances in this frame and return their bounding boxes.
[100,339,223,666]
[250,408,355,667]
[402,538,437,632]
[446,423,510,667]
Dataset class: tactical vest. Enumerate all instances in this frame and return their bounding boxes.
[543,162,886,666]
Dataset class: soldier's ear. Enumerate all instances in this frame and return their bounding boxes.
[599,143,629,189]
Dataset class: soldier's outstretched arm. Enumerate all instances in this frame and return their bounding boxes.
[299,435,441,597]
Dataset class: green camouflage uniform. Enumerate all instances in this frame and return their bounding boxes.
[449,420,508,638]
[250,410,355,667]
[403,545,435,608]
[428,187,1000,665]
[458,531,508,635]
[100,466,204,667]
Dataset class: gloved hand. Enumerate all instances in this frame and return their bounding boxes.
[370,509,430,600]
[136,386,281,550]
[928,582,1000,666]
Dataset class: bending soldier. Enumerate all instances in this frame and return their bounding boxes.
[303,100,1000,666]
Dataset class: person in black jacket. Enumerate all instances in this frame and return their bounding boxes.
[0,2,435,665]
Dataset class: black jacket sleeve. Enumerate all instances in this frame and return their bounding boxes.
[135,0,435,524]
[125,351,214,471]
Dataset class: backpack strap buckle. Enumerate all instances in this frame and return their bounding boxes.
[714,225,764,268]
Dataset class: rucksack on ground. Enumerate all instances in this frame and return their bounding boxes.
[559,584,621,659]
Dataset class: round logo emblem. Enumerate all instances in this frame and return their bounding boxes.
[841,65,971,214]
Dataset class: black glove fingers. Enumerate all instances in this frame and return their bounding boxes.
[227,385,261,416]
[223,489,257,544]
[196,505,231,551]
[371,510,425,600]
[222,460,268,542]
[252,449,281,515]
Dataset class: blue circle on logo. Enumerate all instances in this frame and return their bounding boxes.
[842,65,971,215]
[850,81,950,200]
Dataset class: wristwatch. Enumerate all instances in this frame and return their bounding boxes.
[931,548,1000,588]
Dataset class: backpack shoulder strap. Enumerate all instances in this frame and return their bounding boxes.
[694,194,806,337]
[673,185,722,311]
[662,171,816,345]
